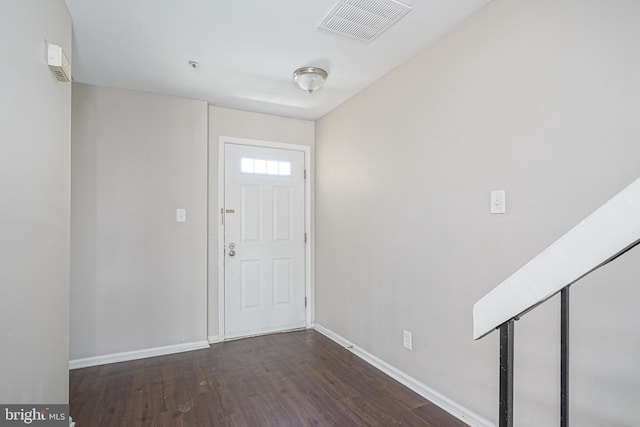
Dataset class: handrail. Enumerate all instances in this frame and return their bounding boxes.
[473,177,640,340]
[473,176,640,427]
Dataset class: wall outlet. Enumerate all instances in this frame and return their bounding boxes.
[403,330,412,351]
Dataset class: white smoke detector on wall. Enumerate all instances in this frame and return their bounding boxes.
[47,43,71,82]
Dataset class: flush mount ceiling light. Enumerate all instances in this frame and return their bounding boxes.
[293,67,328,94]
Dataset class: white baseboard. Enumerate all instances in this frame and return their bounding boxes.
[313,324,495,427]
[69,340,210,370]
[208,335,221,344]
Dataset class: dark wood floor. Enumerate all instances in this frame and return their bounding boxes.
[70,330,468,426]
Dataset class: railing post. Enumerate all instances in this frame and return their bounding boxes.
[561,287,570,427]
[499,319,514,427]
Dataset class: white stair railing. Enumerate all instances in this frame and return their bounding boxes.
[473,177,640,427]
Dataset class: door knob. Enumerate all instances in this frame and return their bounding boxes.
[228,249,236,257]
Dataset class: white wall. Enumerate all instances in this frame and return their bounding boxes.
[207,106,314,338]
[315,0,640,426]
[0,0,71,404]
[70,84,208,359]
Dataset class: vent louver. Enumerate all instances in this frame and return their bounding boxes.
[318,0,412,42]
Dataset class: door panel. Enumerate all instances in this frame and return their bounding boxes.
[273,258,292,306]
[240,260,261,310]
[224,143,305,339]
[273,187,291,241]
[241,186,261,242]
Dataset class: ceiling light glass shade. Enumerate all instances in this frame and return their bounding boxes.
[293,67,328,93]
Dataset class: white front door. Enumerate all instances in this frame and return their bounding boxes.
[223,143,306,339]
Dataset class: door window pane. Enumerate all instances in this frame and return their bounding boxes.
[241,158,254,173]
[254,159,267,174]
[241,157,292,177]
[267,160,279,175]
[278,161,291,176]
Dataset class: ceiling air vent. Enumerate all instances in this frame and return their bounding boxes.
[318,0,412,42]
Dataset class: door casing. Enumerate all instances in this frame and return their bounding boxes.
[217,136,312,341]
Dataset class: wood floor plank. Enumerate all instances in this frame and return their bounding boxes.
[275,369,367,426]
[412,402,471,427]
[340,394,432,427]
[70,330,468,426]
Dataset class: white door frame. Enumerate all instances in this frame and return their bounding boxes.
[217,136,312,341]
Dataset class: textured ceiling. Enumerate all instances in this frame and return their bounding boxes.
[65,0,492,120]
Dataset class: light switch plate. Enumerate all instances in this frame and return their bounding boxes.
[403,330,412,350]
[176,208,187,223]
[491,190,506,214]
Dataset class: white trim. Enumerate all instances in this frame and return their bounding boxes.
[208,335,221,344]
[217,138,225,340]
[69,341,210,370]
[313,324,495,427]
[221,136,310,153]
[224,325,306,341]
[218,136,313,341]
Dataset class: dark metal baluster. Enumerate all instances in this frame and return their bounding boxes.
[499,320,514,427]
[561,287,570,427]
